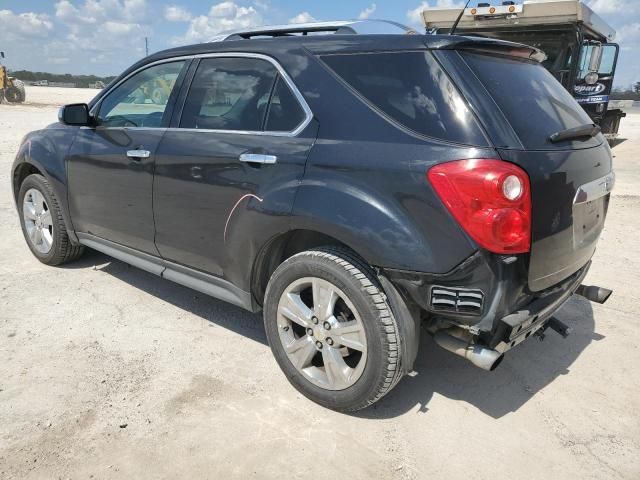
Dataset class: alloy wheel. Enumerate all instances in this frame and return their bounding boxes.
[23,188,54,254]
[276,277,368,390]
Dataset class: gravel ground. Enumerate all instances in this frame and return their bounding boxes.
[1,86,639,479]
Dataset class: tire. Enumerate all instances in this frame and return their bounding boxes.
[263,247,404,412]
[6,79,25,103]
[18,174,84,265]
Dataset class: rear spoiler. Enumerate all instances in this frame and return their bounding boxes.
[441,36,547,63]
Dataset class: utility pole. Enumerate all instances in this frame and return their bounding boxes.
[145,37,149,57]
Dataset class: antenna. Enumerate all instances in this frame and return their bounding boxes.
[449,0,473,35]
[145,37,149,57]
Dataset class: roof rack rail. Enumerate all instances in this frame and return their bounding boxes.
[209,20,418,42]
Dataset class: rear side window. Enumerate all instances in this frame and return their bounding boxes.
[321,51,487,146]
[265,77,306,132]
[461,52,595,149]
[180,57,277,131]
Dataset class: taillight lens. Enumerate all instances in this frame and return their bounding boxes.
[428,159,531,254]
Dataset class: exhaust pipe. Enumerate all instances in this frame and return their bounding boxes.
[433,329,504,371]
[575,284,612,304]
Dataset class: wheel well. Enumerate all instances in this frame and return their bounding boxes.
[13,163,42,201]
[251,230,360,306]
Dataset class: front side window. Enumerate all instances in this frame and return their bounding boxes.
[98,61,185,128]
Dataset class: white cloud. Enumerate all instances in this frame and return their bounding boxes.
[0,5,149,73]
[586,0,633,14]
[180,1,263,43]
[0,9,53,38]
[617,22,640,43]
[407,0,468,27]
[54,0,149,54]
[165,5,192,22]
[288,12,316,24]
[253,0,270,11]
[358,3,377,20]
[55,0,147,23]
[407,2,429,26]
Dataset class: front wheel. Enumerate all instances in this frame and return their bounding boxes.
[263,247,404,411]
[18,174,84,265]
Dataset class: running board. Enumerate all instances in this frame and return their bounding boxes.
[77,233,256,312]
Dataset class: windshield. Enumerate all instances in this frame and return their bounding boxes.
[461,51,596,149]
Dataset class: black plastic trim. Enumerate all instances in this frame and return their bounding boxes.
[77,233,256,312]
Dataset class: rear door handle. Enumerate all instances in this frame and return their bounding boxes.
[127,149,151,159]
[238,153,277,165]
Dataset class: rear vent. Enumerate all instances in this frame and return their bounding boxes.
[430,286,484,315]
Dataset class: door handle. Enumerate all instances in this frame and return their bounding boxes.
[238,153,277,165]
[127,149,151,159]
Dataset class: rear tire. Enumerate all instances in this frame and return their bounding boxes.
[263,247,404,411]
[18,174,84,265]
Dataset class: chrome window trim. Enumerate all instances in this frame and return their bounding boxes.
[91,52,313,138]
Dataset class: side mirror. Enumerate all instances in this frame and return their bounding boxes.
[58,103,91,126]
[588,43,603,73]
[0,52,5,59]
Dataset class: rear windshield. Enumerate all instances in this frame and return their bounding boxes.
[321,51,488,146]
[461,52,595,149]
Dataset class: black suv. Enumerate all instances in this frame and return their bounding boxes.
[12,21,614,411]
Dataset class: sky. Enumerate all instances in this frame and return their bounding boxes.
[0,0,638,87]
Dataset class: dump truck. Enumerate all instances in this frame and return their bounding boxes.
[0,51,26,103]
[423,0,628,143]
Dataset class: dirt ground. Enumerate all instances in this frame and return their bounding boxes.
[1,86,639,480]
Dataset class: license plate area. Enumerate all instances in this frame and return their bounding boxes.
[573,197,606,248]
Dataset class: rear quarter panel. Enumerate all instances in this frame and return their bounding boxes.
[286,49,491,273]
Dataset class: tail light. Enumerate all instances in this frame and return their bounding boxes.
[428,159,531,254]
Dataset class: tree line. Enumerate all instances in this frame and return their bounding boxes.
[7,70,116,88]
[611,82,640,101]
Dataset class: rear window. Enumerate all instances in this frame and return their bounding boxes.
[461,52,595,149]
[321,51,488,146]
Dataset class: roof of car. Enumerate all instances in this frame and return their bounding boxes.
[103,27,541,97]
[142,32,529,63]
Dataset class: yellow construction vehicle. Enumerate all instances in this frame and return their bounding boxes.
[0,51,26,103]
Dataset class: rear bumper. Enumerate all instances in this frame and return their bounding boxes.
[384,251,592,344]
[486,261,590,353]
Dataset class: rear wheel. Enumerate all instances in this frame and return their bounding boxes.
[18,174,84,265]
[263,247,404,411]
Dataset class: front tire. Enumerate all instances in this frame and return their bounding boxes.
[263,247,404,411]
[18,174,84,265]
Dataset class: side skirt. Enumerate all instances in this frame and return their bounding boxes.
[77,233,257,312]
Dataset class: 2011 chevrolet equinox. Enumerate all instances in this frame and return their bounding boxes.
[11,21,613,411]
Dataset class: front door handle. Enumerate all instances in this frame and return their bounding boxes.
[239,153,277,165]
[127,149,151,159]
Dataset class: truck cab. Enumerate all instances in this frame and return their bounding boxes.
[423,0,626,143]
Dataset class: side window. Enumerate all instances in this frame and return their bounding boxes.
[577,44,618,79]
[321,51,487,145]
[98,61,185,128]
[265,77,306,132]
[180,57,278,131]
